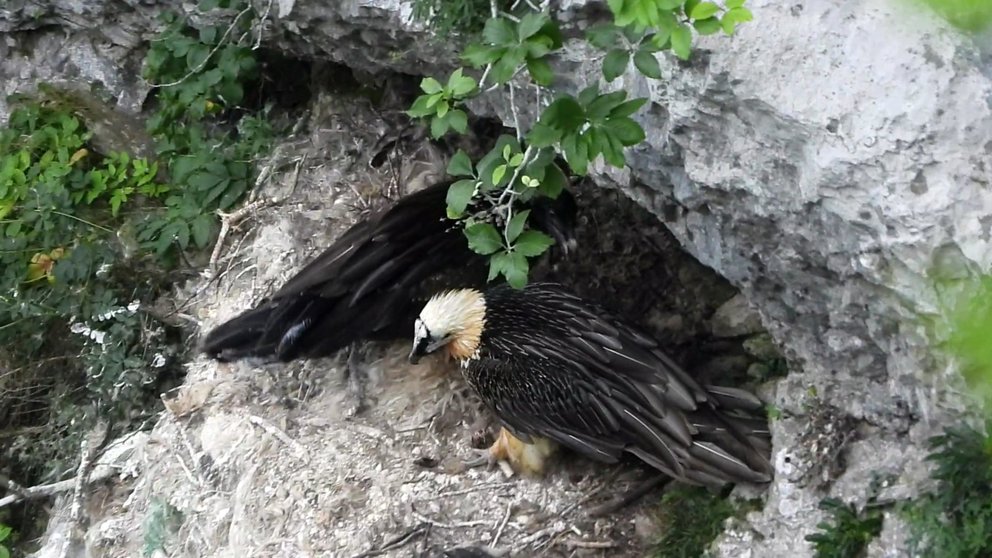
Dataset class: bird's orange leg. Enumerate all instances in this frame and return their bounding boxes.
[465,427,557,477]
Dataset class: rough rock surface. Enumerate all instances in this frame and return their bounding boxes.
[4,0,992,556]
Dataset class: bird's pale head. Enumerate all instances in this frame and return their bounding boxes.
[409,289,486,364]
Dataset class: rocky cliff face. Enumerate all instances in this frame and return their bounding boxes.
[3,0,991,556]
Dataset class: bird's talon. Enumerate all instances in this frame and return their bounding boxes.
[462,448,497,470]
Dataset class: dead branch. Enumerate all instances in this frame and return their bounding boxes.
[490,500,513,547]
[0,465,115,508]
[209,197,278,269]
[246,414,310,463]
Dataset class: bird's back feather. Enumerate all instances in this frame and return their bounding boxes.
[468,282,773,486]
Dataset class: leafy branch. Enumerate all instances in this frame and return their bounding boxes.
[405,0,752,287]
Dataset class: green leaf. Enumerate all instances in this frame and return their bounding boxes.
[447,150,474,177]
[492,164,507,186]
[446,178,476,216]
[448,109,469,134]
[689,1,719,19]
[586,24,621,50]
[175,220,190,249]
[671,24,692,60]
[0,545,9,558]
[602,49,630,82]
[187,171,225,192]
[504,251,529,289]
[561,132,589,175]
[186,44,211,72]
[490,48,525,83]
[609,97,648,118]
[199,25,218,44]
[633,50,662,79]
[527,122,561,148]
[607,117,646,145]
[586,91,628,121]
[518,12,549,40]
[421,77,443,94]
[524,37,553,59]
[541,96,586,132]
[465,222,504,255]
[488,251,511,282]
[721,7,753,35]
[430,115,449,139]
[483,17,517,46]
[506,209,530,243]
[436,100,449,118]
[727,0,745,6]
[539,163,567,199]
[450,76,477,98]
[191,213,214,248]
[462,44,501,67]
[218,80,244,104]
[508,153,524,167]
[694,17,722,35]
[526,57,554,86]
[514,229,555,256]
[577,84,600,107]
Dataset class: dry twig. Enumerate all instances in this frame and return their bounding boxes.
[246,414,310,463]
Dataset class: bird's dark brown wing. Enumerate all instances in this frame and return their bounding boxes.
[201,180,470,362]
[473,282,772,485]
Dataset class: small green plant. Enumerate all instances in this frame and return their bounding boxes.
[652,485,736,558]
[916,0,992,32]
[141,0,271,257]
[410,0,509,35]
[1,0,273,489]
[904,421,992,557]
[806,497,884,558]
[406,1,753,287]
[0,99,180,481]
[0,523,12,558]
[942,275,992,406]
[142,497,183,557]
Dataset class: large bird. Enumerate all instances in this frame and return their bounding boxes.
[407,282,773,487]
[200,179,577,365]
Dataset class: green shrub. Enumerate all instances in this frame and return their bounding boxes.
[806,497,884,558]
[0,0,273,486]
[405,0,753,287]
[904,421,992,557]
[652,485,736,558]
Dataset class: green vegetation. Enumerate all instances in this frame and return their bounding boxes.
[806,497,884,558]
[917,0,992,32]
[903,421,992,557]
[942,275,992,406]
[0,524,12,558]
[406,0,753,287]
[651,485,742,558]
[411,0,509,35]
[0,0,271,498]
[142,498,183,557]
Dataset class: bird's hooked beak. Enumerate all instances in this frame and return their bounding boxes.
[409,319,452,364]
[408,335,452,364]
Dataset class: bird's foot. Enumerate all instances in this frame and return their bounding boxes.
[463,447,499,470]
[344,344,368,417]
[461,428,556,477]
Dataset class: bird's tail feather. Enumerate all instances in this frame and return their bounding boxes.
[200,296,338,362]
[200,305,281,362]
